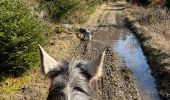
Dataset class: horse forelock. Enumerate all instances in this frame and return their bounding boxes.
[47,60,94,100]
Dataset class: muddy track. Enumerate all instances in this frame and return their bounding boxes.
[71,3,139,100]
[6,2,140,100]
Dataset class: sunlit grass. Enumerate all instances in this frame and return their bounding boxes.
[0,67,37,97]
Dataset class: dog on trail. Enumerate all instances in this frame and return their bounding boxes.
[78,28,92,41]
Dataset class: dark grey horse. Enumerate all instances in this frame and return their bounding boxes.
[39,45,105,100]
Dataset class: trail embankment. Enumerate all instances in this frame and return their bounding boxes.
[124,14,170,99]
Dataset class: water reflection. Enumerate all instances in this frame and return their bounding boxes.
[113,31,160,100]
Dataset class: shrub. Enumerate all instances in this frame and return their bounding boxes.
[38,0,81,21]
[0,0,51,78]
[37,0,105,23]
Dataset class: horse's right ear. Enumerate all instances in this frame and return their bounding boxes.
[38,45,63,76]
[82,51,106,81]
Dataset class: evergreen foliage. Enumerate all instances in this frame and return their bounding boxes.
[0,0,51,77]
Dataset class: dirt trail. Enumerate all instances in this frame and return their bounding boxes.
[72,2,139,100]
[7,2,140,100]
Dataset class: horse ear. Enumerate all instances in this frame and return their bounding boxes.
[84,51,106,80]
[38,45,63,76]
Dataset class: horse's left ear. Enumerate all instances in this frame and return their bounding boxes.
[83,51,106,81]
[38,45,64,76]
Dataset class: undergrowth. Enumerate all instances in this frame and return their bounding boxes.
[37,0,106,24]
[131,6,170,39]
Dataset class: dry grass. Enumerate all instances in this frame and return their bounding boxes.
[47,24,79,60]
[130,6,170,40]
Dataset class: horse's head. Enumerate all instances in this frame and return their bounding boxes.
[38,45,105,100]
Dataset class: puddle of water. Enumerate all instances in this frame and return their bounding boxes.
[113,31,160,100]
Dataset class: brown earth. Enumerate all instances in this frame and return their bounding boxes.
[1,2,141,100]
